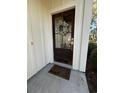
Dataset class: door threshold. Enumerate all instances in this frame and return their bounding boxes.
[54,61,72,69]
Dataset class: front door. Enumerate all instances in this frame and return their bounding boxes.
[52,9,75,65]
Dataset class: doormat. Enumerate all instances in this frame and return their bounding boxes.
[49,65,71,80]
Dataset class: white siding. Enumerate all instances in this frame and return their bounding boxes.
[27,0,92,79]
[27,0,47,79]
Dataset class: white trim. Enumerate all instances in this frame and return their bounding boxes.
[79,0,93,72]
[50,6,75,15]
[72,0,85,70]
[44,0,93,72]
[50,7,75,67]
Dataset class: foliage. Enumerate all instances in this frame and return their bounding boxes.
[92,0,97,19]
[87,43,97,57]
[89,48,97,72]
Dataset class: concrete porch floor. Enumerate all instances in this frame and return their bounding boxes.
[27,63,89,93]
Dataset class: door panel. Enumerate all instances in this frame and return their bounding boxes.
[52,9,75,65]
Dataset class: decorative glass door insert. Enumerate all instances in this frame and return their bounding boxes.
[52,9,75,65]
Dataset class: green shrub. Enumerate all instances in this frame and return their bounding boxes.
[89,48,97,72]
[87,43,97,72]
[87,43,97,57]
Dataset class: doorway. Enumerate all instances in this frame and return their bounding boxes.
[52,9,75,66]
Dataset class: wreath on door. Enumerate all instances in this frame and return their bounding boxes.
[55,18,69,36]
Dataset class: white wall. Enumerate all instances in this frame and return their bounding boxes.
[41,0,54,64]
[27,0,48,79]
[79,0,93,71]
[27,0,93,79]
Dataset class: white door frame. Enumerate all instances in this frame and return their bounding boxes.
[50,0,93,72]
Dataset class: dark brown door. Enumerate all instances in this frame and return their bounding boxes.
[52,9,75,65]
